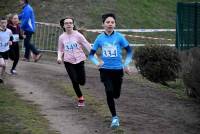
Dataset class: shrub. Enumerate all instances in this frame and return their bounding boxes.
[134,45,181,85]
[180,47,200,99]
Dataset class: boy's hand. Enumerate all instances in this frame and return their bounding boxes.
[124,66,131,75]
[97,60,104,68]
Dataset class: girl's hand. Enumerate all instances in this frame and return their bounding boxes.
[23,35,26,39]
[57,58,62,64]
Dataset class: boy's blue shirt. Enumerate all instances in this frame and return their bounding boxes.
[18,4,35,32]
[90,31,132,69]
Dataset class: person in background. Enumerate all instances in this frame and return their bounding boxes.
[57,16,92,107]
[89,13,133,128]
[18,0,42,62]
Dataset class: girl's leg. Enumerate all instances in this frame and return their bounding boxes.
[10,44,19,71]
[64,62,82,98]
[76,61,86,85]
[11,44,19,70]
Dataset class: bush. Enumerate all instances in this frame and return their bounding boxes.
[134,45,181,85]
[180,47,200,99]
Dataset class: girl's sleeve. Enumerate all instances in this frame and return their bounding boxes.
[8,29,13,41]
[57,36,64,60]
[19,26,24,39]
[79,33,91,52]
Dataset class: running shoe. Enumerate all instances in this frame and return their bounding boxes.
[111,116,120,128]
[10,69,17,75]
[34,53,42,62]
[21,58,30,62]
[0,78,4,84]
[78,96,85,107]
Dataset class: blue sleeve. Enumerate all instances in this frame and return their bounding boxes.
[119,34,133,67]
[20,8,30,29]
[18,11,23,20]
[89,50,99,65]
[123,46,133,67]
[119,34,129,48]
[88,37,100,65]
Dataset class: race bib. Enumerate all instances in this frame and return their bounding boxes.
[0,41,8,47]
[102,45,118,57]
[64,42,78,51]
[13,34,19,42]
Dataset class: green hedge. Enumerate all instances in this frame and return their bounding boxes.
[134,45,181,85]
[180,47,200,99]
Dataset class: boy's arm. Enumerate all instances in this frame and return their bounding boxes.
[123,45,133,67]
[89,49,100,66]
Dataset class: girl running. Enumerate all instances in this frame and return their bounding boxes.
[89,13,133,128]
[7,13,24,75]
[57,16,92,107]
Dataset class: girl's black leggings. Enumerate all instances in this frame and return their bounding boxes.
[64,61,85,98]
[99,69,124,117]
[9,44,19,71]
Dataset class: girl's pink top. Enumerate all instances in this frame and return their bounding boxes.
[58,31,91,64]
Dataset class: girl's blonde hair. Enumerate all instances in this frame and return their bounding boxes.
[6,13,18,25]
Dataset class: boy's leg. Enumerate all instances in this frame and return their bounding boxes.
[113,70,123,99]
[64,62,83,98]
[0,58,6,80]
[100,70,116,117]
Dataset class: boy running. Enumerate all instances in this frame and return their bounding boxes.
[89,13,133,128]
[0,17,13,83]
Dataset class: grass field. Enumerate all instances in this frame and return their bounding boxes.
[0,0,195,28]
[0,84,57,134]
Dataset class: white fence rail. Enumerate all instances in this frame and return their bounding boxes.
[29,22,176,52]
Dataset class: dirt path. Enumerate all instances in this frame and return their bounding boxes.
[6,59,200,134]
[7,61,112,134]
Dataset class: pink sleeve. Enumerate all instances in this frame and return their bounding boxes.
[58,36,64,52]
[78,33,91,52]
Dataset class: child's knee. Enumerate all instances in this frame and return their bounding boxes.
[0,60,6,67]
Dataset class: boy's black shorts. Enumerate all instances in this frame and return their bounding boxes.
[0,51,9,60]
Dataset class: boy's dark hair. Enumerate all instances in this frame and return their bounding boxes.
[60,16,76,31]
[0,17,7,21]
[102,13,116,23]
